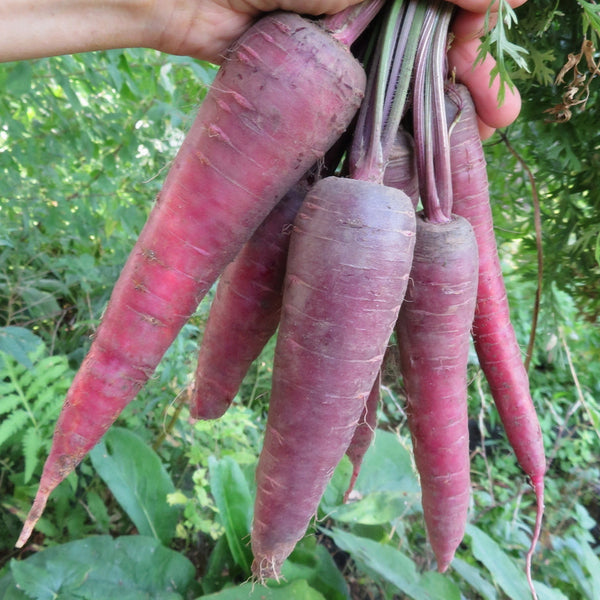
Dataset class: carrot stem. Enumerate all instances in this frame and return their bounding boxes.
[323,0,387,46]
[350,0,426,181]
[381,0,426,159]
[412,0,454,223]
[430,4,454,218]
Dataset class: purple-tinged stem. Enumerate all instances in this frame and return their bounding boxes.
[430,4,454,219]
[349,1,406,182]
[322,0,387,47]
[412,0,453,223]
[350,0,426,183]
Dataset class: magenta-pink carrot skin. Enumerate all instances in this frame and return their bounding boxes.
[396,213,478,573]
[446,83,546,484]
[383,128,420,208]
[16,12,366,549]
[251,177,416,581]
[446,83,545,593]
[343,371,380,502]
[191,180,307,420]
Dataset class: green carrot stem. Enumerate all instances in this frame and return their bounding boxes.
[381,0,427,160]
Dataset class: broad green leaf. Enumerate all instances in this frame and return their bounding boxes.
[531,582,571,600]
[352,430,420,495]
[418,571,463,600]
[328,490,420,525]
[198,579,325,600]
[0,573,26,600]
[466,524,531,600]
[321,454,353,510]
[451,557,498,600]
[0,328,43,368]
[282,538,349,600]
[555,535,600,599]
[90,427,179,545]
[208,456,253,574]
[11,559,89,600]
[328,528,460,600]
[2,535,195,599]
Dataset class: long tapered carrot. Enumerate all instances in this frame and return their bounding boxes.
[251,176,416,581]
[190,179,308,420]
[446,82,545,596]
[343,371,381,502]
[339,123,421,501]
[16,11,366,548]
[396,213,478,572]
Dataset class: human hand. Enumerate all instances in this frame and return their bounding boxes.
[145,0,364,65]
[0,0,362,65]
[446,0,527,139]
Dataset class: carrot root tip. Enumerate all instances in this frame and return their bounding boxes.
[251,555,283,585]
[525,478,544,600]
[436,557,452,574]
[15,485,53,548]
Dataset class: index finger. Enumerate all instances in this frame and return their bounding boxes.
[447,37,522,129]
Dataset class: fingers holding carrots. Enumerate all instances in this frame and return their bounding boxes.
[447,0,527,138]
